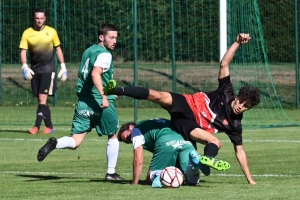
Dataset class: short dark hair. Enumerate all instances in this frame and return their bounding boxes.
[237,86,260,108]
[33,8,47,17]
[98,24,118,37]
[117,122,136,141]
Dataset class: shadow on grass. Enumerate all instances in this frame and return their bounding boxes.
[0,130,29,133]
[16,174,63,181]
[89,179,133,185]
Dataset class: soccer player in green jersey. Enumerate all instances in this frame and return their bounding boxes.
[118,118,205,186]
[19,8,68,134]
[37,24,124,180]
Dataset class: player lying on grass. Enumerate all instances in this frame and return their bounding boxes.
[104,33,260,184]
[117,118,210,186]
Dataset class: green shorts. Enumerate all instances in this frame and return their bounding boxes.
[149,136,195,173]
[71,96,119,136]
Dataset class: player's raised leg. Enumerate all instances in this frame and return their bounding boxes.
[103,79,173,107]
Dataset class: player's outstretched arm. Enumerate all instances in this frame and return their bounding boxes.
[132,146,144,184]
[234,145,257,184]
[219,33,251,79]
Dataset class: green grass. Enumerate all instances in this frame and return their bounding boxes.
[1,107,299,129]
[0,109,300,199]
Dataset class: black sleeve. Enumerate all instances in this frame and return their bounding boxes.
[226,129,243,146]
[218,75,231,89]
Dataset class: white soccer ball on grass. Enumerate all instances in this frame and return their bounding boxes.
[160,166,184,188]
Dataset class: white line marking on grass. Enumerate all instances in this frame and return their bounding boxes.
[1,138,300,143]
[214,174,300,177]
[1,171,300,178]
[246,128,300,132]
[0,138,107,142]
[2,127,300,132]
[243,139,300,143]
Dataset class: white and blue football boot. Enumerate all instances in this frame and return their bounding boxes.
[150,170,163,188]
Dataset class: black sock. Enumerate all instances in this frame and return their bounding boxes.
[114,86,149,100]
[34,104,45,129]
[43,104,53,128]
[204,143,219,157]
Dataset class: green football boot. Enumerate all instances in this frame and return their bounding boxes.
[200,156,231,171]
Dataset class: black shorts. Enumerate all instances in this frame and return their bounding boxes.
[162,92,201,146]
[31,72,57,97]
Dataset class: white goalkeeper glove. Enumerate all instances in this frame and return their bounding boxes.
[58,63,68,81]
[21,64,35,80]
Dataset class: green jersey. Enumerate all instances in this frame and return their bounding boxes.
[76,44,115,99]
[132,118,181,152]
[131,118,195,172]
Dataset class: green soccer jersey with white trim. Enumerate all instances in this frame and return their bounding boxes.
[76,44,115,100]
[133,118,182,152]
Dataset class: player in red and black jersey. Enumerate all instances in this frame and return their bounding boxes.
[19,8,68,134]
[104,33,260,184]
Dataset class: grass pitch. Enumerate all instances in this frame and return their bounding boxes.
[0,109,300,199]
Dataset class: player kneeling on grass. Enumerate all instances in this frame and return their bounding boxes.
[118,118,210,187]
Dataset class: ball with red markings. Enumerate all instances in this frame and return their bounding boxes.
[160,166,184,188]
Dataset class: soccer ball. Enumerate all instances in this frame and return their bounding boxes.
[160,166,184,188]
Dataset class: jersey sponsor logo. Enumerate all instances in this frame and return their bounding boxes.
[166,140,192,149]
[223,119,229,126]
[78,109,100,117]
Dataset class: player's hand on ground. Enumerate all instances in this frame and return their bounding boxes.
[58,63,68,81]
[21,64,35,80]
[101,95,109,109]
[236,33,251,44]
[248,180,257,185]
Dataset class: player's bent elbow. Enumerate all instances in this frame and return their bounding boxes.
[220,60,228,67]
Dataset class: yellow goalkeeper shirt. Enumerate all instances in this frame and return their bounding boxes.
[19,25,61,73]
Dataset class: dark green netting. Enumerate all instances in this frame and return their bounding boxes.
[0,0,299,128]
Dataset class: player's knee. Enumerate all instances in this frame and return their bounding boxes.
[214,139,222,149]
[149,90,163,101]
[149,91,172,107]
[208,136,222,148]
[72,137,84,148]
[190,128,222,148]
